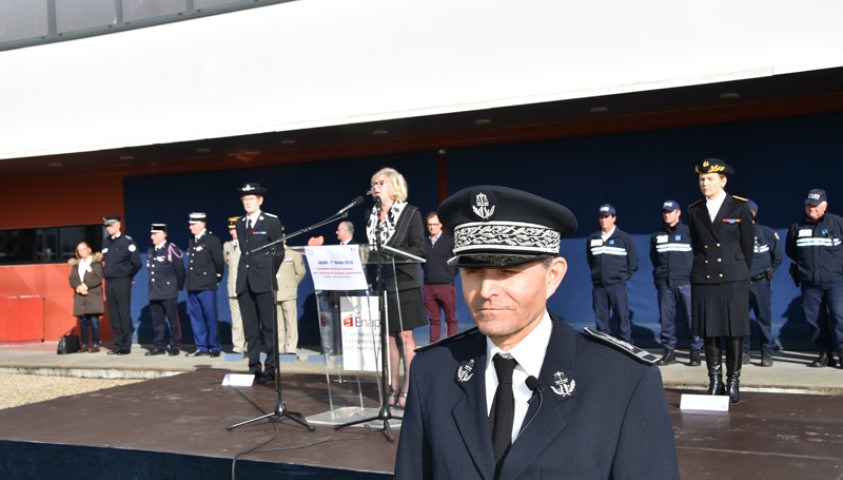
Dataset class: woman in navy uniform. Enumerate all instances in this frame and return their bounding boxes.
[394,186,678,480]
[687,159,754,404]
[145,223,185,356]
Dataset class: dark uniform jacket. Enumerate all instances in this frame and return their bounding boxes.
[68,254,105,316]
[102,234,142,280]
[785,212,843,286]
[394,313,679,480]
[235,211,285,294]
[586,228,637,286]
[185,232,224,291]
[688,194,754,284]
[750,223,782,280]
[146,242,185,301]
[650,222,693,287]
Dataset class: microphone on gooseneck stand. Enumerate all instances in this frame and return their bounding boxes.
[520,376,544,434]
[337,196,365,215]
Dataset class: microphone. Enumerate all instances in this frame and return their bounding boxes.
[336,196,365,215]
[520,376,544,435]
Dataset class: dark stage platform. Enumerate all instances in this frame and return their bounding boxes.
[0,369,841,479]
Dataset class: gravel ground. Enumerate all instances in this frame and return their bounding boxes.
[0,373,143,410]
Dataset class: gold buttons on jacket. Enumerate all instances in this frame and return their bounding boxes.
[717,258,722,263]
[718,273,724,278]
[704,260,709,264]
[716,243,721,247]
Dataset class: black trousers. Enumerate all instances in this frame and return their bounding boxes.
[105,276,133,351]
[149,298,181,350]
[238,289,276,373]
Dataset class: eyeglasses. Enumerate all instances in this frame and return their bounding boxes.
[371,180,390,187]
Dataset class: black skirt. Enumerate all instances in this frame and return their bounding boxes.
[385,286,428,333]
[691,282,750,337]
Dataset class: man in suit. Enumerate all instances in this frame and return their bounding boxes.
[223,216,246,354]
[102,215,142,355]
[275,238,306,354]
[185,212,225,357]
[236,183,285,383]
[395,186,678,480]
[145,223,185,356]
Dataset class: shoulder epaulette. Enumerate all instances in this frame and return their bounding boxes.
[415,326,480,353]
[125,235,134,242]
[264,212,279,218]
[583,327,659,365]
[688,199,703,208]
[733,195,748,202]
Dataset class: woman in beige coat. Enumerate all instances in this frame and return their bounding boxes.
[68,242,105,352]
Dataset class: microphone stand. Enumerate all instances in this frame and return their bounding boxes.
[226,215,352,433]
[334,196,402,441]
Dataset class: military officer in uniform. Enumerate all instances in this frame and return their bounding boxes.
[688,158,754,405]
[185,212,225,357]
[785,188,843,368]
[275,236,307,354]
[586,203,638,343]
[102,215,142,355]
[223,216,246,354]
[650,200,702,366]
[395,186,679,480]
[145,223,185,356]
[236,183,285,383]
[744,200,782,367]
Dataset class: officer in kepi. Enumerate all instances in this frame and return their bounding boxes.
[102,215,142,355]
[785,188,843,368]
[744,200,782,367]
[145,223,185,356]
[394,186,678,480]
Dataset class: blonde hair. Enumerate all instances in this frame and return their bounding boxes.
[371,167,408,202]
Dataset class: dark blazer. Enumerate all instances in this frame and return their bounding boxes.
[367,205,426,291]
[235,212,285,294]
[394,314,679,480]
[68,255,105,316]
[688,194,755,284]
[146,242,185,300]
[185,232,224,291]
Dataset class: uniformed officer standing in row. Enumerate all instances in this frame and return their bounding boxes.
[236,183,285,383]
[395,186,678,479]
[102,215,142,356]
[223,216,246,354]
[688,158,754,405]
[744,200,782,367]
[145,223,185,356]
[651,200,702,366]
[586,203,638,343]
[185,212,224,357]
[785,188,843,368]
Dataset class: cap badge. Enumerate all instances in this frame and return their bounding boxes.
[471,193,495,220]
[809,193,822,201]
[242,184,255,192]
[456,359,475,383]
[550,371,576,397]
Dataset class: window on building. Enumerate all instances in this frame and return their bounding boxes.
[0,225,104,265]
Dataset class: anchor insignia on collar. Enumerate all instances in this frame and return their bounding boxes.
[456,359,475,383]
[550,371,576,397]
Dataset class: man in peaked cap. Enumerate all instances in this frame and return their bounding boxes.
[185,212,225,357]
[650,200,702,367]
[102,215,142,355]
[145,223,185,356]
[395,186,678,480]
[223,216,246,354]
[235,183,285,383]
[586,203,638,343]
[744,200,782,367]
[786,188,843,368]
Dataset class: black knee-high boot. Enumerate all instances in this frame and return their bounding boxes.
[725,337,743,404]
[703,337,725,395]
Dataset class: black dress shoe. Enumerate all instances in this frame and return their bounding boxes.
[810,351,835,367]
[186,350,209,357]
[167,348,180,356]
[107,349,128,356]
[656,349,676,366]
[760,351,773,367]
[258,370,276,384]
[209,350,221,358]
[145,349,166,356]
[688,349,702,367]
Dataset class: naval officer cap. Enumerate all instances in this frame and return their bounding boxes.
[438,185,578,268]
[150,223,167,233]
[188,212,207,224]
[103,215,121,226]
[239,182,267,197]
[694,157,735,175]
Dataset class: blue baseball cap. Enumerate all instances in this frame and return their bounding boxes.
[661,200,680,212]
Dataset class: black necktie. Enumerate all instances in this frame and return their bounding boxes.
[246,218,253,231]
[490,354,517,465]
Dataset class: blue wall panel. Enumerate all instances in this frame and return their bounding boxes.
[122,111,843,350]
